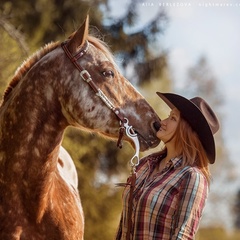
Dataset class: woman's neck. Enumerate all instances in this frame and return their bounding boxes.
[164,141,180,162]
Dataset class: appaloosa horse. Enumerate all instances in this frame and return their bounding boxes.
[0,16,160,239]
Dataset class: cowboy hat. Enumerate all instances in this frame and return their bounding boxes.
[156,92,220,164]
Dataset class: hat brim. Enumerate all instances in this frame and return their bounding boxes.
[156,92,216,164]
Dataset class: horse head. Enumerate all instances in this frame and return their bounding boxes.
[59,16,161,151]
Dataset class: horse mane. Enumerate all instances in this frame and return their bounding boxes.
[2,41,60,103]
[2,34,115,105]
[87,35,115,65]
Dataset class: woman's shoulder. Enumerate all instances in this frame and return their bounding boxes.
[179,165,207,184]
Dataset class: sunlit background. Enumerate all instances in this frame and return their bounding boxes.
[1,0,240,239]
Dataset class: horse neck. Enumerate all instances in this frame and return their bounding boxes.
[0,72,68,187]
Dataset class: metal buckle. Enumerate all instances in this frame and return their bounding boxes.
[80,70,92,82]
[123,118,140,172]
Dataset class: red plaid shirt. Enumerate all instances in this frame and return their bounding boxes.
[116,153,208,240]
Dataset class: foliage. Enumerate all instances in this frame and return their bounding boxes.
[1,0,168,85]
[233,189,240,229]
[102,0,168,84]
[0,0,91,47]
[197,227,240,240]
[180,55,236,230]
[0,29,21,96]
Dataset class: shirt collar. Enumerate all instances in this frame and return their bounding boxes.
[147,154,183,172]
[170,156,183,169]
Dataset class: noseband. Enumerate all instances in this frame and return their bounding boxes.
[61,40,139,168]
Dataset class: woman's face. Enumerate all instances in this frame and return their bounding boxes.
[156,108,180,143]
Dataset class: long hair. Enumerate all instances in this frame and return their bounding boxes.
[174,117,211,185]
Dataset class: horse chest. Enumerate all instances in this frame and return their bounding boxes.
[0,176,84,240]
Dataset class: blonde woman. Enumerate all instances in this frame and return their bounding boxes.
[116,92,219,240]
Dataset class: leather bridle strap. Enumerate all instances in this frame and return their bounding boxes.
[61,40,125,148]
[126,171,136,240]
[62,40,140,238]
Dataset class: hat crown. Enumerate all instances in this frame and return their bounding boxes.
[190,97,220,135]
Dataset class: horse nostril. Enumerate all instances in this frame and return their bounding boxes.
[153,121,161,132]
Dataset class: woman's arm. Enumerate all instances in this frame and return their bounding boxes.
[171,168,208,240]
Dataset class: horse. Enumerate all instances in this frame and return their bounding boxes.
[0,16,160,239]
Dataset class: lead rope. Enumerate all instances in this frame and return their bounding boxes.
[116,119,140,240]
[126,170,136,240]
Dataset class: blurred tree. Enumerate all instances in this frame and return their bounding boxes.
[197,227,240,240]
[102,0,168,84]
[181,56,237,229]
[234,189,240,229]
[0,1,169,239]
[185,56,223,110]
[0,0,94,48]
[0,0,168,82]
[0,28,27,97]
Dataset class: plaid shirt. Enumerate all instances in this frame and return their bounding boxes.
[116,153,208,240]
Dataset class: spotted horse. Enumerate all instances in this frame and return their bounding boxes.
[0,16,160,239]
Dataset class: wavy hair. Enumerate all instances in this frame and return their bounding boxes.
[174,117,211,184]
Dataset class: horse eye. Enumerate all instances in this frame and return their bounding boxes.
[102,70,114,78]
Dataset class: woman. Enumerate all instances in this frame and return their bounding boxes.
[116,92,220,240]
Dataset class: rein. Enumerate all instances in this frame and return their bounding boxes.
[61,40,139,239]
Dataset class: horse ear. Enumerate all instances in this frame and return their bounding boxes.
[67,15,89,54]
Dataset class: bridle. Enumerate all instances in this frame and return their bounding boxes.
[62,40,139,239]
[61,40,140,169]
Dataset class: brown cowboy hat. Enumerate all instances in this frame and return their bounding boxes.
[156,92,220,164]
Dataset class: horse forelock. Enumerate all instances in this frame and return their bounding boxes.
[87,35,117,67]
[2,41,60,103]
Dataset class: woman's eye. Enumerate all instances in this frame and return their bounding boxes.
[102,70,114,78]
[169,115,176,121]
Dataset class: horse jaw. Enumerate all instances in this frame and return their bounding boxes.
[67,15,89,54]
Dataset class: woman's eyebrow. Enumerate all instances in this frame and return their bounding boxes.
[170,110,180,118]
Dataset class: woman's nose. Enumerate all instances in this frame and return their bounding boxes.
[160,119,167,126]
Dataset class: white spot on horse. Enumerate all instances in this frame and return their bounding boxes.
[10,183,17,192]
[23,180,28,187]
[45,86,54,101]
[0,151,6,161]
[14,147,26,158]
[34,147,40,157]
[25,85,34,94]
[43,123,54,134]
[13,162,21,173]
[27,133,33,142]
